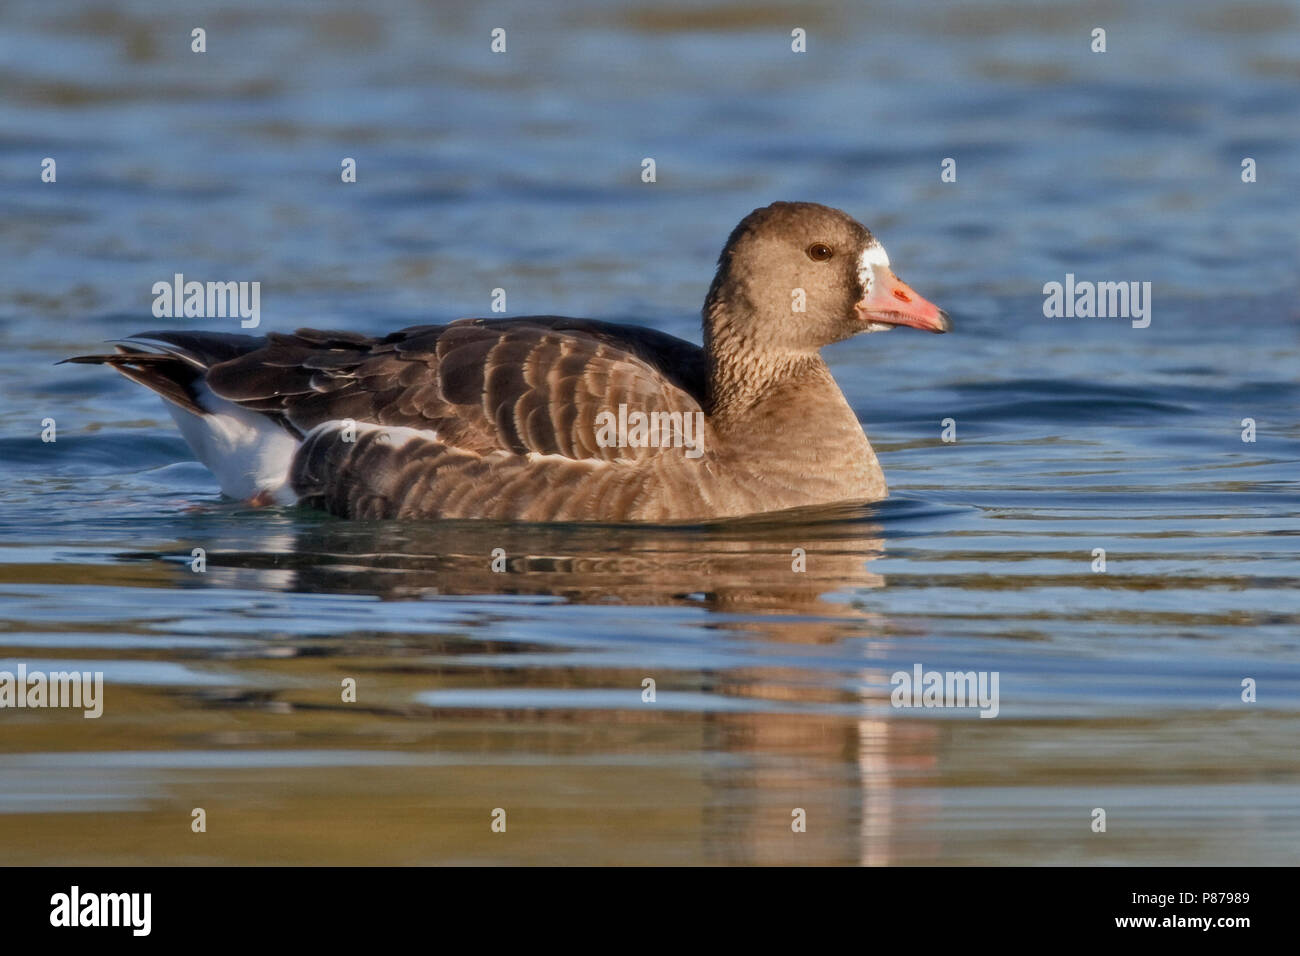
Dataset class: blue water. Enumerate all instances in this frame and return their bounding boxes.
[0,0,1297,863]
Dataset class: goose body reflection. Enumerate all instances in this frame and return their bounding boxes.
[186,501,888,616]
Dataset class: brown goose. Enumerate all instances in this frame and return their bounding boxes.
[68,202,949,522]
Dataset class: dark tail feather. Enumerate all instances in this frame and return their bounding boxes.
[62,331,267,416]
[61,346,208,415]
[115,330,267,368]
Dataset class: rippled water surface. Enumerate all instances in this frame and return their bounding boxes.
[1,0,1298,864]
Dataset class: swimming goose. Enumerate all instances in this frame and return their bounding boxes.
[68,202,949,522]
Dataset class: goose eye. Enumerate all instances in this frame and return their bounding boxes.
[807,243,833,261]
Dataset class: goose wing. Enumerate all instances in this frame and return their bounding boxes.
[201,317,710,462]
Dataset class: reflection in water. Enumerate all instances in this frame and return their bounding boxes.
[24,487,1295,865]
[147,504,919,864]
[191,502,888,615]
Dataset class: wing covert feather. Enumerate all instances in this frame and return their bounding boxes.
[204,317,710,464]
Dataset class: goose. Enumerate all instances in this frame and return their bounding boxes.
[67,201,949,522]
